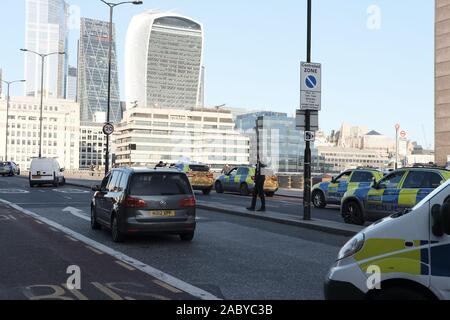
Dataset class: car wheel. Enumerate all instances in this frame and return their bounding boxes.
[312,190,326,208]
[240,183,250,196]
[265,192,275,197]
[371,287,430,300]
[180,232,195,242]
[202,188,211,195]
[91,207,101,230]
[215,181,224,194]
[343,201,365,225]
[111,215,124,243]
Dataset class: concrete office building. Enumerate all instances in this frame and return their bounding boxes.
[79,124,106,169]
[125,11,203,110]
[436,0,450,165]
[24,0,68,99]
[78,18,121,124]
[113,107,249,169]
[0,96,80,169]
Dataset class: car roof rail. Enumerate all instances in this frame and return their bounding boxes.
[409,163,450,171]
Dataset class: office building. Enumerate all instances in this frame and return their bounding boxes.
[435,0,450,165]
[78,18,121,124]
[235,112,320,173]
[66,66,77,101]
[79,124,106,169]
[24,0,68,99]
[113,107,249,169]
[125,11,203,110]
[0,96,80,169]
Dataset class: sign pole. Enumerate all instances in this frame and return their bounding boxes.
[303,0,312,221]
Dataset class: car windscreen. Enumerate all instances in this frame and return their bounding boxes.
[129,173,192,196]
[0,162,9,167]
[189,165,209,172]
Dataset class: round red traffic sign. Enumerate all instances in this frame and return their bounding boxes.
[400,130,407,138]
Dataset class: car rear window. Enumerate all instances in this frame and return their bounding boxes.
[130,173,192,196]
[189,165,209,172]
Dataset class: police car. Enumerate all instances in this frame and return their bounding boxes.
[214,165,279,197]
[173,162,214,195]
[325,178,450,300]
[340,166,450,225]
[311,168,384,209]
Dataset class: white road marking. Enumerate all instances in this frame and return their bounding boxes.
[0,189,29,194]
[35,220,43,225]
[153,279,183,294]
[91,282,124,300]
[65,235,78,242]
[115,260,136,271]
[85,245,104,255]
[52,189,89,194]
[62,207,90,222]
[0,198,219,300]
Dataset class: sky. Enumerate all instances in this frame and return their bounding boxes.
[0,0,435,148]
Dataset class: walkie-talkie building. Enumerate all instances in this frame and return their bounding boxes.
[125,11,204,110]
[78,18,121,124]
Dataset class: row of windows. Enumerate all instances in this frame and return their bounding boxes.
[9,105,60,112]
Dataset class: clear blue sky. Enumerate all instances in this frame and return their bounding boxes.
[0,0,435,147]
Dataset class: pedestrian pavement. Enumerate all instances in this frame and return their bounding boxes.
[18,174,360,236]
[277,188,303,198]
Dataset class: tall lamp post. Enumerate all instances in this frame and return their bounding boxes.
[20,49,65,158]
[100,0,143,175]
[2,79,26,161]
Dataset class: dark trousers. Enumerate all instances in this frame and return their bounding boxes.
[251,176,266,209]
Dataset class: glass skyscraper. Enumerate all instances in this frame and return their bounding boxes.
[24,0,68,99]
[77,18,121,124]
[125,11,203,110]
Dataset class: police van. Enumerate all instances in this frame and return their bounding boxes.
[325,178,450,300]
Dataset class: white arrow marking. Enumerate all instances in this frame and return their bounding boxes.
[62,207,90,222]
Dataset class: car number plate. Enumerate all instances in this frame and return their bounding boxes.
[32,176,41,179]
[150,210,176,217]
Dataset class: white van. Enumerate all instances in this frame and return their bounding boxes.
[29,158,65,187]
[325,178,450,300]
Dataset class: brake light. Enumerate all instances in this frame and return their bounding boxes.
[271,176,278,181]
[124,196,147,208]
[187,170,194,177]
[179,196,196,208]
[207,173,214,179]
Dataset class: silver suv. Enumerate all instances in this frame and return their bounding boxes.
[91,168,196,243]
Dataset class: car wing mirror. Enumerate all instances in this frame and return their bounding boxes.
[91,185,101,192]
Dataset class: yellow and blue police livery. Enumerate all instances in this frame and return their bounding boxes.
[341,166,450,225]
[311,169,384,209]
[325,178,450,300]
[214,166,279,197]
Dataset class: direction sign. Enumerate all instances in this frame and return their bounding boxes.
[305,131,316,142]
[103,123,115,136]
[300,62,322,111]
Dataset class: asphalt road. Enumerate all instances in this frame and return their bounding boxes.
[0,175,349,300]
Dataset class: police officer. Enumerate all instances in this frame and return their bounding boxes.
[247,161,266,212]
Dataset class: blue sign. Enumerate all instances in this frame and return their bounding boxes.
[305,75,317,89]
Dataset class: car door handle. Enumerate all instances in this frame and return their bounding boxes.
[405,241,414,247]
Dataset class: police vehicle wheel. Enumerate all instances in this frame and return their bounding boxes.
[91,207,101,230]
[345,201,365,226]
[240,183,250,196]
[215,181,224,194]
[372,287,430,300]
[312,190,326,208]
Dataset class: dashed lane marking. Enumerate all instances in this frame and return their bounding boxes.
[91,282,124,300]
[0,198,219,300]
[65,235,78,242]
[85,245,104,255]
[153,279,183,294]
[115,260,136,271]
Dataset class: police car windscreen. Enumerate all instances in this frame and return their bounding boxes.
[189,165,209,172]
[130,173,192,196]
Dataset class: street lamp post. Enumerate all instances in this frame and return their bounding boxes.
[100,0,143,176]
[2,79,26,161]
[20,49,65,158]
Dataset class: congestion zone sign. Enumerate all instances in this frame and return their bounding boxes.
[300,62,322,111]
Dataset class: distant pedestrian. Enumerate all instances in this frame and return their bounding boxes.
[222,164,230,175]
[247,161,267,212]
[90,164,95,177]
[155,161,166,169]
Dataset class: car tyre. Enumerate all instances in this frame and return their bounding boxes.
[312,190,326,208]
[265,192,275,197]
[215,181,224,194]
[180,232,195,242]
[111,215,124,243]
[91,207,101,230]
[240,183,250,196]
[343,201,365,225]
[202,188,211,195]
[371,287,430,300]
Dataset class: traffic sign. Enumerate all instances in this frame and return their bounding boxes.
[305,131,316,142]
[300,62,322,111]
[400,130,407,139]
[296,110,319,131]
[103,123,115,136]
